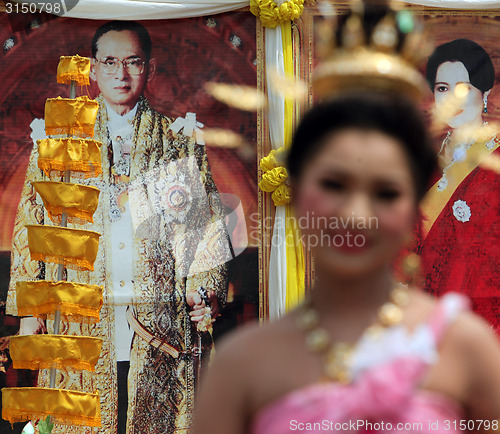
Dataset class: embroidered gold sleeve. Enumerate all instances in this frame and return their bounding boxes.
[7,141,46,316]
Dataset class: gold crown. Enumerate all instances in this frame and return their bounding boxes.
[313,1,432,101]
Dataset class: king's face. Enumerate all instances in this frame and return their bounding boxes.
[92,30,149,115]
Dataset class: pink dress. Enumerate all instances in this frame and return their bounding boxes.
[251,293,469,434]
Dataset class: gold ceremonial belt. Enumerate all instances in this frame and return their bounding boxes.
[126,308,199,359]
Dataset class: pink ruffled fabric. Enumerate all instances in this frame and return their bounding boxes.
[251,356,464,434]
[251,294,469,434]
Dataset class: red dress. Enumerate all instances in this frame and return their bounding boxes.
[418,137,500,332]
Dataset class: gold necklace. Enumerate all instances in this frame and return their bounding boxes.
[296,285,411,384]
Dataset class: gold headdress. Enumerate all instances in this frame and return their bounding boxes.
[313,0,432,101]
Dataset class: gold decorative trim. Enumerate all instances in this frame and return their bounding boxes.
[257,19,270,322]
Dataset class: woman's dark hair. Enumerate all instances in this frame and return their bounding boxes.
[426,39,495,93]
[287,93,437,203]
[91,21,152,61]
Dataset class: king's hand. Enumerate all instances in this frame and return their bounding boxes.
[186,289,219,332]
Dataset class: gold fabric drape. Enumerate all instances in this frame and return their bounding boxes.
[10,335,102,371]
[37,138,102,178]
[57,55,91,86]
[2,388,101,427]
[16,280,103,323]
[32,181,100,224]
[45,96,99,137]
[26,225,100,271]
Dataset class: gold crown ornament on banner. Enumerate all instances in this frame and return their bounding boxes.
[313,0,433,101]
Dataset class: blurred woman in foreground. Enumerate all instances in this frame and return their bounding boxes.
[193,4,500,434]
[193,93,500,434]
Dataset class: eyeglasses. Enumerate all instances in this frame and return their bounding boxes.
[96,57,146,75]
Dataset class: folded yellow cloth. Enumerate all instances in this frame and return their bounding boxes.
[259,166,292,206]
[26,225,100,271]
[10,335,102,372]
[37,138,102,178]
[16,280,103,323]
[32,181,100,224]
[45,96,99,137]
[57,55,91,86]
[2,387,101,427]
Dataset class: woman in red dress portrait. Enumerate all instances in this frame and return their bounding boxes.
[419,39,500,331]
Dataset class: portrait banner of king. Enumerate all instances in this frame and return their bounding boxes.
[0,8,259,434]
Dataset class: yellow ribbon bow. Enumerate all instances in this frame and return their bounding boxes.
[250,0,304,28]
[259,147,292,206]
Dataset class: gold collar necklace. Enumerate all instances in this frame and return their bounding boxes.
[296,284,411,384]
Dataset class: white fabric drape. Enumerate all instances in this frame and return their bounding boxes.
[265,26,288,320]
[405,0,500,8]
[43,0,247,20]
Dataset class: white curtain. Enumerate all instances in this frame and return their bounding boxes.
[405,0,500,8]
[12,0,500,21]
[265,26,288,320]
[52,0,247,20]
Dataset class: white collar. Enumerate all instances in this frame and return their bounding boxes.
[104,99,139,135]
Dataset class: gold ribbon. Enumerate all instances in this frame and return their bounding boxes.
[250,0,304,28]
[259,149,292,206]
[26,225,100,272]
[10,335,102,372]
[260,166,288,191]
[281,18,305,311]
[45,96,99,137]
[16,281,103,323]
[32,181,100,224]
[260,147,286,172]
[37,138,102,178]
[2,387,101,427]
[57,55,91,86]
